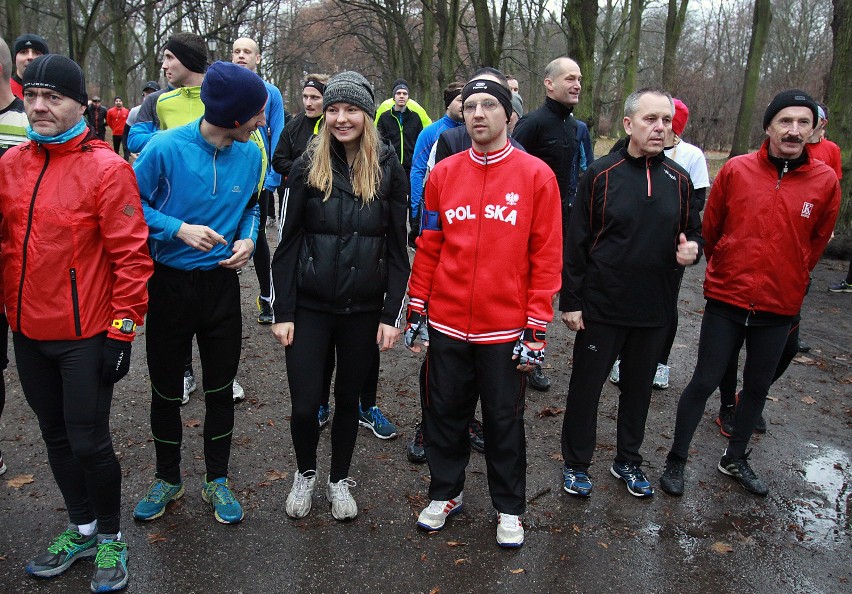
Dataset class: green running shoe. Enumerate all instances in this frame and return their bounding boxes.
[90,537,128,592]
[202,476,244,524]
[25,527,97,578]
[133,478,184,521]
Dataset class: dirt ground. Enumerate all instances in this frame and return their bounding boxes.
[0,226,849,593]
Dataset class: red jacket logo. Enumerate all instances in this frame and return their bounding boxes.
[801,202,813,218]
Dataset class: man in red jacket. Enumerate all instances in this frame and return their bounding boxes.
[660,89,840,498]
[405,76,562,548]
[0,55,152,591]
[105,96,129,159]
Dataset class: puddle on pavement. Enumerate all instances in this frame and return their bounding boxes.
[789,445,851,543]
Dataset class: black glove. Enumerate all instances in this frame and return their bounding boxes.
[102,338,132,384]
[408,215,421,248]
[513,327,546,366]
[403,307,429,349]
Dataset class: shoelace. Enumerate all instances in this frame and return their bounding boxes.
[330,478,356,500]
[95,541,125,568]
[47,530,83,554]
[413,426,424,447]
[666,461,684,479]
[210,481,237,505]
[731,450,758,480]
[144,480,172,502]
[370,407,390,427]
[565,470,589,483]
[618,463,646,483]
[293,473,315,498]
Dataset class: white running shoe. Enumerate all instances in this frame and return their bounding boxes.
[233,380,245,402]
[496,513,524,547]
[182,373,197,405]
[653,364,670,389]
[416,494,464,531]
[285,470,317,519]
[326,477,357,520]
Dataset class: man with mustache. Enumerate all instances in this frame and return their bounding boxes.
[660,89,840,497]
[560,87,702,499]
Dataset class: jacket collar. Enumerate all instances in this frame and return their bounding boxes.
[191,117,234,155]
[468,139,513,165]
[545,96,573,119]
[32,128,94,155]
[618,145,665,167]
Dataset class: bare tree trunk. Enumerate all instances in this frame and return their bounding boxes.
[564,0,598,126]
[471,0,496,65]
[827,0,851,225]
[729,0,772,157]
[661,0,689,91]
[622,0,642,102]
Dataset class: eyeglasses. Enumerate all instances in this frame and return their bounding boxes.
[463,100,500,114]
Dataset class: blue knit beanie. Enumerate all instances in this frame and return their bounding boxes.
[201,61,267,128]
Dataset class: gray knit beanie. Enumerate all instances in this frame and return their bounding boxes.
[323,71,375,119]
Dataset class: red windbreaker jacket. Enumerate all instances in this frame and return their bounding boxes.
[0,129,153,341]
[408,141,562,343]
[703,141,840,316]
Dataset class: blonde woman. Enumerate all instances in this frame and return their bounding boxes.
[271,71,409,520]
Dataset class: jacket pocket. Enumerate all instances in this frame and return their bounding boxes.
[69,268,82,337]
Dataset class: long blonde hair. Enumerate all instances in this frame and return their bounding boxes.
[305,111,382,204]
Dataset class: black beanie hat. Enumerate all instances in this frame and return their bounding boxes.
[392,79,409,95]
[14,34,49,57]
[762,89,818,130]
[164,36,207,74]
[462,78,513,122]
[23,55,87,106]
[323,71,375,118]
[201,62,268,129]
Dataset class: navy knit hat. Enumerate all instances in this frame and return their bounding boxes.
[23,55,87,106]
[762,89,819,130]
[323,71,375,118]
[14,34,49,57]
[201,61,267,128]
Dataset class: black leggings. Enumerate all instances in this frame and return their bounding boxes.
[668,308,790,461]
[146,264,242,484]
[718,320,800,407]
[286,308,380,481]
[14,332,122,534]
[0,313,7,426]
[320,344,380,410]
[253,189,273,300]
[659,267,686,365]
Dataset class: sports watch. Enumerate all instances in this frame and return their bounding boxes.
[112,318,136,334]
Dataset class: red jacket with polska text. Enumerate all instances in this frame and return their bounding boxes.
[0,128,153,341]
[702,140,840,316]
[407,141,562,343]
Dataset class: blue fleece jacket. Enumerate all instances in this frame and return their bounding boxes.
[409,114,463,218]
[133,118,262,270]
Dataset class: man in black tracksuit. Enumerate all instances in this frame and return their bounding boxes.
[559,87,703,499]
[511,57,581,392]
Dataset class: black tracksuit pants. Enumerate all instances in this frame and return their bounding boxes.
[561,320,667,470]
[422,329,527,515]
[146,263,242,485]
[14,332,122,534]
[668,306,791,462]
[286,308,380,481]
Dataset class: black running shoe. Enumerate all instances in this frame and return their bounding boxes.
[26,527,97,578]
[407,423,426,464]
[660,458,686,496]
[754,414,767,434]
[256,296,274,324]
[527,365,551,391]
[718,449,768,496]
[468,419,485,453]
[715,406,735,438]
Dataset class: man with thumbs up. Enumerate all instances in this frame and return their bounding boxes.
[559,87,702,499]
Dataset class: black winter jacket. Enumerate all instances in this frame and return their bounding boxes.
[271,140,410,326]
[376,108,424,173]
[271,113,323,178]
[512,97,578,207]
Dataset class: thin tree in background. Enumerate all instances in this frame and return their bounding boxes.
[661,0,689,91]
[730,0,772,157]
[827,0,850,225]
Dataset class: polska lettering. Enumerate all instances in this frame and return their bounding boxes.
[445,204,517,226]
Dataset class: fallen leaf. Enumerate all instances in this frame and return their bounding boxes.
[446,541,467,547]
[429,588,441,594]
[766,396,779,402]
[548,452,564,462]
[6,474,34,489]
[537,406,564,418]
[454,558,467,565]
[510,568,525,574]
[801,396,816,405]
[598,542,608,549]
[711,541,733,554]
[572,524,581,533]
[147,533,168,544]
[267,419,275,427]
[184,418,201,428]
[420,553,427,562]
[264,469,287,482]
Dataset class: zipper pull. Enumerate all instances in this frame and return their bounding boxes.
[776,160,788,190]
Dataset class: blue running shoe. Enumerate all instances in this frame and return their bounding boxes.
[133,479,184,521]
[562,465,593,497]
[358,405,398,439]
[318,404,331,429]
[90,537,129,592]
[202,476,244,524]
[610,461,654,497]
[25,527,97,578]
